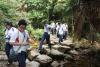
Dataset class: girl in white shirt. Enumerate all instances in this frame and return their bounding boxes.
[5,21,17,65]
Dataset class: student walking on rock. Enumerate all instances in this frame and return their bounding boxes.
[39,23,51,50]
[9,19,29,67]
[5,21,17,65]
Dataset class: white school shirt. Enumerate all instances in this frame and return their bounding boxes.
[9,29,29,53]
[62,24,68,32]
[44,24,50,34]
[58,24,64,35]
[63,24,67,31]
[51,22,55,29]
[5,27,17,42]
[56,24,60,32]
[66,24,68,31]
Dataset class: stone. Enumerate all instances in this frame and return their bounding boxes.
[64,54,73,61]
[51,61,68,67]
[48,49,65,60]
[50,49,63,55]
[26,61,40,67]
[27,49,40,61]
[52,45,60,49]
[51,61,59,67]
[58,46,71,53]
[0,55,7,60]
[35,55,52,63]
[69,50,79,55]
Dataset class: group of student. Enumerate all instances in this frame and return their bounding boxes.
[4,20,68,67]
[56,22,68,44]
[5,19,30,67]
[49,22,68,44]
[38,22,68,51]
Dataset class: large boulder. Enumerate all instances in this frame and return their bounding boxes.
[35,55,52,63]
[48,49,65,60]
[27,49,40,61]
[35,55,52,67]
[58,46,71,53]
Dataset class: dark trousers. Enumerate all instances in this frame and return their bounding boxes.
[63,31,68,39]
[18,51,27,67]
[51,28,55,35]
[39,32,51,49]
[5,42,13,63]
[59,34,63,44]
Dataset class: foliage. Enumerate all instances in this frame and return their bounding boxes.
[27,24,44,40]
[1,0,99,50]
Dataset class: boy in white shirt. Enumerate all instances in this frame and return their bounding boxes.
[9,19,29,67]
[50,22,56,35]
[58,23,64,44]
[39,23,51,50]
[63,23,68,40]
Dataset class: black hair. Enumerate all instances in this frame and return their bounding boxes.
[18,19,27,26]
[5,21,13,26]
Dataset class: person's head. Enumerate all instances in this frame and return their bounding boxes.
[5,21,13,30]
[44,22,48,26]
[18,19,27,32]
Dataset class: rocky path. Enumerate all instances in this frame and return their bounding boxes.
[0,35,100,67]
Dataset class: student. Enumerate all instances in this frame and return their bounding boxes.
[39,23,51,50]
[58,23,64,44]
[5,21,17,65]
[63,23,68,40]
[9,19,29,67]
[56,23,60,38]
[50,22,56,35]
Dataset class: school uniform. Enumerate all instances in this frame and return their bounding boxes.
[63,24,68,39]
[56,24,60,38]
[50,22,56,34]
[39,24,51,49]
[5,27,17,64]
[58,24,64,44]
[9,29,29,67]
